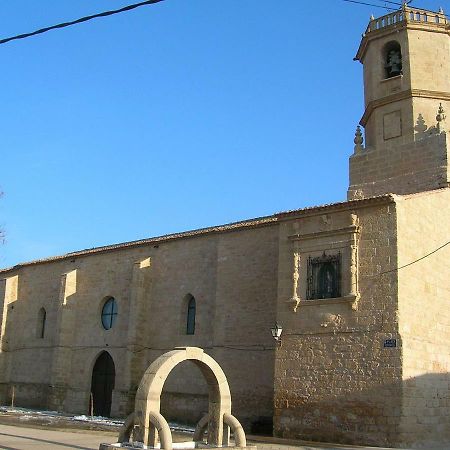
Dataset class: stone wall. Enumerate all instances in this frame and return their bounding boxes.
[348,131,449,199]
[0,224,278,429]
[273,199,403,447]
[396,188,450,448]
[0,191,448,447]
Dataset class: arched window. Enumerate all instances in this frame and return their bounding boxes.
[186,295,196,335]
[384,41,402,78]
[307,252,342,300]
[37,307,46,339]
[101,297,118,330]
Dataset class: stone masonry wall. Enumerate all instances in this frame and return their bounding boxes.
[0,225,278,430]
[396,188,450,448]
[348,131,449,200]
[274,200,403,447]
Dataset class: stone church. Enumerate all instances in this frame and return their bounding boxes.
[0,5,449,448]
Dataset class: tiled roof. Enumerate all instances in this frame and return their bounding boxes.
[0,194,395,273]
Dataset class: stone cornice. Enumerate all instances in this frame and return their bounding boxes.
[360,89,450,126]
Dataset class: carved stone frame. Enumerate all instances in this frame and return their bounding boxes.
[287,215,361,311]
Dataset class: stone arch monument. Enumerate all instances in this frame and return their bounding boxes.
[100,346,254,450]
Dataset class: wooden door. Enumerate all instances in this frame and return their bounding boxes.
[90,351,115,417]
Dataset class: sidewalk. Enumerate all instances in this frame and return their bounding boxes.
[0,423,414,450]
[0,408,433,450]
[247,435,412,450]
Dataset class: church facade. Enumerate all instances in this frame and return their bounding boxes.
[1,6,449,448]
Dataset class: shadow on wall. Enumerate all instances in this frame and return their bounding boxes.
[160,360,208,426]
[0,298,53,410]
[274,371,450,449]
[0,297,57,411]
[157,355,275,435]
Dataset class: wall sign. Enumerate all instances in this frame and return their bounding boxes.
[383,338,397,348]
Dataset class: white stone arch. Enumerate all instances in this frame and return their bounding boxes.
[133,347,232,448]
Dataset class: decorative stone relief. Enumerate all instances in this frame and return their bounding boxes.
[320,214,332,231]
[288,212,361,311]
[352,189,364,200]
[320,313,344,331]
[349,213,361,310]
[292,253,300,312]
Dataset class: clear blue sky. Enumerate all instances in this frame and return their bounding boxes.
[0,0,443,267]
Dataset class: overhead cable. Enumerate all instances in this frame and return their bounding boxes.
[0,0,164,46]
[342,0,397,10]
[372,0,412,6]
[380,240,450,274]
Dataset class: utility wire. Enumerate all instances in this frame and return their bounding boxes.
[380,240,450,275]
[5,241,449,351]
[346,239,450,319]
[351,240,450,296]
[371,0,412,6]
[288,239,450,336]
[342,0,397,11]
[0,0,164,46]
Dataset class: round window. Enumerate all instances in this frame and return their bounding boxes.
[101,297,118,330]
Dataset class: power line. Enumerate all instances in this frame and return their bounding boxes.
[343,0,413,9]
[372,0,413,6]
[349,239,450,312]
[289,239,450,335]
[380,240,450,275]
[342,0,398,11]
[0,0,165,46]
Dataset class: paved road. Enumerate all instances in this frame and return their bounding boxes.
[0,423,426,450]
[0,423,109,449]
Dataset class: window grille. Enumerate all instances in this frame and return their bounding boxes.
[307,252,341,300]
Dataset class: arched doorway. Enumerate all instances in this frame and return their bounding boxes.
[90,351,115,417]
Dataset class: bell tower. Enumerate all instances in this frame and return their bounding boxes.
[348,5,450,199]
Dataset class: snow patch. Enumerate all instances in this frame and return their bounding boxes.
[72,414,124,427]
[0,405,195,434]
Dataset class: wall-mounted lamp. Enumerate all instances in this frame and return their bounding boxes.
[270,322,283,346]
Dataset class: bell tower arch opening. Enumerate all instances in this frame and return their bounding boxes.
[383,40,402,78]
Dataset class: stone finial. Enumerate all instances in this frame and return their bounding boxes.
[370,14,375,21]
[436,103,446,132]
[354,125,364,153]
[439,7,444,14]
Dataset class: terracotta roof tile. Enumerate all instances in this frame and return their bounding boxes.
[0,194,395,274]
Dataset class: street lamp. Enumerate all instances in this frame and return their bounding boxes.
[270,322,283,346]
